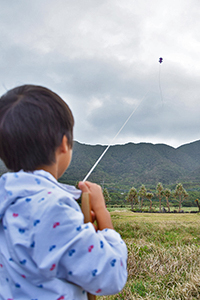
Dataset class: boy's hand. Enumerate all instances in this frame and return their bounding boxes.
[79,181,105,211]
[78,181,113,230]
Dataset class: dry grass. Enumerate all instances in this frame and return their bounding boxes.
[98,212,200,300]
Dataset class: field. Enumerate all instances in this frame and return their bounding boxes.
[99,210,200,300]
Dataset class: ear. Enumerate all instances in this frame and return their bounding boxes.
[59,135,68,154]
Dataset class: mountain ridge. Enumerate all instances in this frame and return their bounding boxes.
[1,140,200,187]
[62,139,200,187]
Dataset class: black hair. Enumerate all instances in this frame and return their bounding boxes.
[0,84,74,172]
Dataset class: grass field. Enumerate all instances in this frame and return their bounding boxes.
[99,210,200,300]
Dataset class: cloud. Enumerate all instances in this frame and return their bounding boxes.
[0,0,200,148]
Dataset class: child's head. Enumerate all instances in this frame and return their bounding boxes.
[0,84,74,172]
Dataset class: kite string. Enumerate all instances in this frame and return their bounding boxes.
[82,94,147,182]
[158,63,163,104]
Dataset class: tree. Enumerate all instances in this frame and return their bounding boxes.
[164,188,171,212]
[138,184,146,210]
[103,187,111,203]
[174,183,188,212]
[195,199,200,212]
[156,182,164,212]
[126,187,138,210]
[146,192,154,211]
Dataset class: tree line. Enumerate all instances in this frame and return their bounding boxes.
[103,182,191,212]
[126,182,190,212]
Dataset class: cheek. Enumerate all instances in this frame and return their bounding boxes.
[65,151,72,168]
[69,150,72,163]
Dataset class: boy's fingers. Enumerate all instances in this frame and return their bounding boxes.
[83,181,91,188]
[78,181,90,193]
[91,211,96,223]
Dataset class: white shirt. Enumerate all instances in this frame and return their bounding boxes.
[0,170,127,300]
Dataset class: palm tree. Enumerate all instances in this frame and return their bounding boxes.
[126,187,138,210]
[156,182,164,212]
[174,183,188,212]
[146,192,154,211]
[164,188,171,212]
[138,184,146,210]
[103,187,111,203]
[195,199,200,212]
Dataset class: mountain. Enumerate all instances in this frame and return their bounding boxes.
[1,140,200,188]
[0,159,8,175]
[61,140,200,187]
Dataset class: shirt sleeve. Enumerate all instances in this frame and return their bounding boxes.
[31,195,127,296]
[59,224,127,295]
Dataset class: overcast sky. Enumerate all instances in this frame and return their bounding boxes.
[1,0,200,148]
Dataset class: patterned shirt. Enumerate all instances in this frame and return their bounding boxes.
[0,170,127,300]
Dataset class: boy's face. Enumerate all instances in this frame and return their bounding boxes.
[57,145,72,179]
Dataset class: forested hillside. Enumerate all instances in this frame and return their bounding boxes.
[61,140,200,188]
[1,140,200,189]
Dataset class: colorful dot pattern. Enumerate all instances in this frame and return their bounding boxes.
[0,170,127,299]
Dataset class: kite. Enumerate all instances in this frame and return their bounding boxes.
[158,58,163,103]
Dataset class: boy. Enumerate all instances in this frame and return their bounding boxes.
[0,85,127,300]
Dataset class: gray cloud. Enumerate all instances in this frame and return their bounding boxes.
[0,0,200,148]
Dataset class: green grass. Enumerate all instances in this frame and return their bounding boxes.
[98,211,200,300]
[107,205,199,213]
